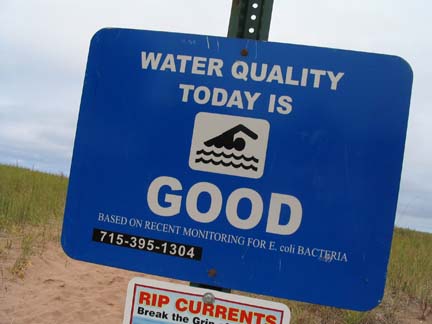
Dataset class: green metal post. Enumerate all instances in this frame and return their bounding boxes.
[228,0,274,41]
[189,1,274,294]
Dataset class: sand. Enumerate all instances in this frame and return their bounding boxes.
[0,239,183,324]
[1,237,430,324]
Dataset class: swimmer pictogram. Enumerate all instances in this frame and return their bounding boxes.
[195,125,260,172]
[189,113,270,179]
[204,124,258,151]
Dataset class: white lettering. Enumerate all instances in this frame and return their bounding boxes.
[285,67,299,86]
[266,193,303,235]
[327,71,345,90]
[192,56,207,75]
[310,69,327,88]
[141,52,162,70]
[244,91,261,110]
[226,90,243,109]
[147,176,303,235]
[226,188,263,230]
[147,176,182,217]
[266,65,284,84]
[232,61,249,81]
[176,55,192,73]
[250,63,268,81]
[160,54,176,72]
[193,86,211,104]
[211,88,228,107]
[300,68,309,87]
[179,84,195,102]
[186,182,223,223]
[207,58,224,77]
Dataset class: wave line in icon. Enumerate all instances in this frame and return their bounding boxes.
[196,149,259,163]
[195,158,258,171]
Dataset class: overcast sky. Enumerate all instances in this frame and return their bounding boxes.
[0,0,430,233]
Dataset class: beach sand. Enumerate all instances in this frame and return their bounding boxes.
[0,238,430,324]
[0,239,184,324]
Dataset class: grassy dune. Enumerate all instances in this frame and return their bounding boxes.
[0,164,67,229]
[0,164,67,276]
[0,164,431,322]
[388,228,432,319]
[285,228,432,323]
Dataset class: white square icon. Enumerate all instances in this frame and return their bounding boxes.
[189,113,270,179]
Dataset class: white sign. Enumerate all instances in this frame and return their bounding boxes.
[123,278,291,324]
[189,113,270,179]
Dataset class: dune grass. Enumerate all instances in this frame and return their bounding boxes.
[0,164,431,322]
[277,227,432,323]
[0,164,67,230]
[387,228,432,320]
[0,164,68,277]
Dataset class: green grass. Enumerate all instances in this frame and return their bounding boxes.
[244,228,432,323]
[0,164,68,275]
[387,228,432,320]
[0,164,431,322]
[281,228,432,323]
[0,164,67,230]
[10,233,34,278]
[236,230,432,324]
[388,228,432,302]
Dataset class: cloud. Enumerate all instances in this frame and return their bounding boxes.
[396,214,432,233]
[0,0,430,231]
[0,99,74,174]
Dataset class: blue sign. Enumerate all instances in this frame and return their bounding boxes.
[62,28,413,311]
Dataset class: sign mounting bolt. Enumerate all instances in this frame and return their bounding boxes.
[202,292,216,305]
[208,268,217,277]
